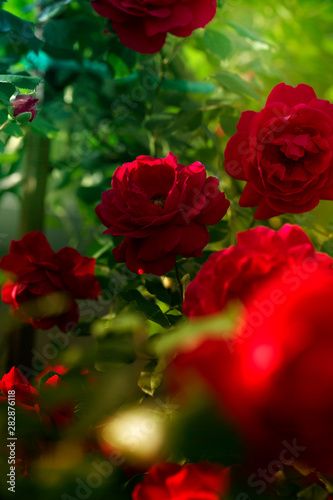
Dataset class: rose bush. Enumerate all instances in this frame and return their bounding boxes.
[96,152,230,275]
[172,267,333,475]
[132,462,229,500]
[91,0,217,54]
[183,224,332,317]
[224,83,333,218]
[0,231,102,332]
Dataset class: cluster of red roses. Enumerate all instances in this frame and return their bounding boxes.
[173,224,333,476]
[2,0,333,495]
[1,81,333,496]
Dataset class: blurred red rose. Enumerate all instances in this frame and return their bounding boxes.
[183,224,332,317]
[36,363,97,384]
[11,94,39,122]
[36,364,69,382]
[132,462,229,500]
[0,231,102,332]
[91,0,217,54]
[224,83,333,218]
[172,267,333,475]
[96,153,229,275]
[0,367,75,428]
[0,367,39,410]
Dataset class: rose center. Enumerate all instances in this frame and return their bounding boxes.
[151,193,166,208]
[278,150,299,167]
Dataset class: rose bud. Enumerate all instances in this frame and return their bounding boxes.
[10,94,39,123]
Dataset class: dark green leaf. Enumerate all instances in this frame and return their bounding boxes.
[0,82,15,104]
[145,279,172,305]
[120,289,171,328]
[0,74,41,90]
[0,11,42,53]
[4,122,23,137]
[209,220,229,243]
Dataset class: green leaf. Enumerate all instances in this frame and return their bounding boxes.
[43,19,75,50]
[138,360,163,396]
[226,21,272,46]
[219,105,241,136]
[297,484,329,500]
[0,82,15,105]
[4,122,23,137]
[214,71,261,101]
[145,279,172,305]
[0,74,41,91]
[203,29,232,59]
[120,289,171,328]
[209,220,229,243]
[0,11,42,53]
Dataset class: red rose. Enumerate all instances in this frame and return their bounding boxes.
[183,224,332,318]
[91,0,217,54]
[173,267,333,475]
[132,462,229,500]
[0,367,38,409]
[0,231,102,332]
[96,153,230,276]
[11,94,39,122]
[224,83,333,219]
[0,367,75,427]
